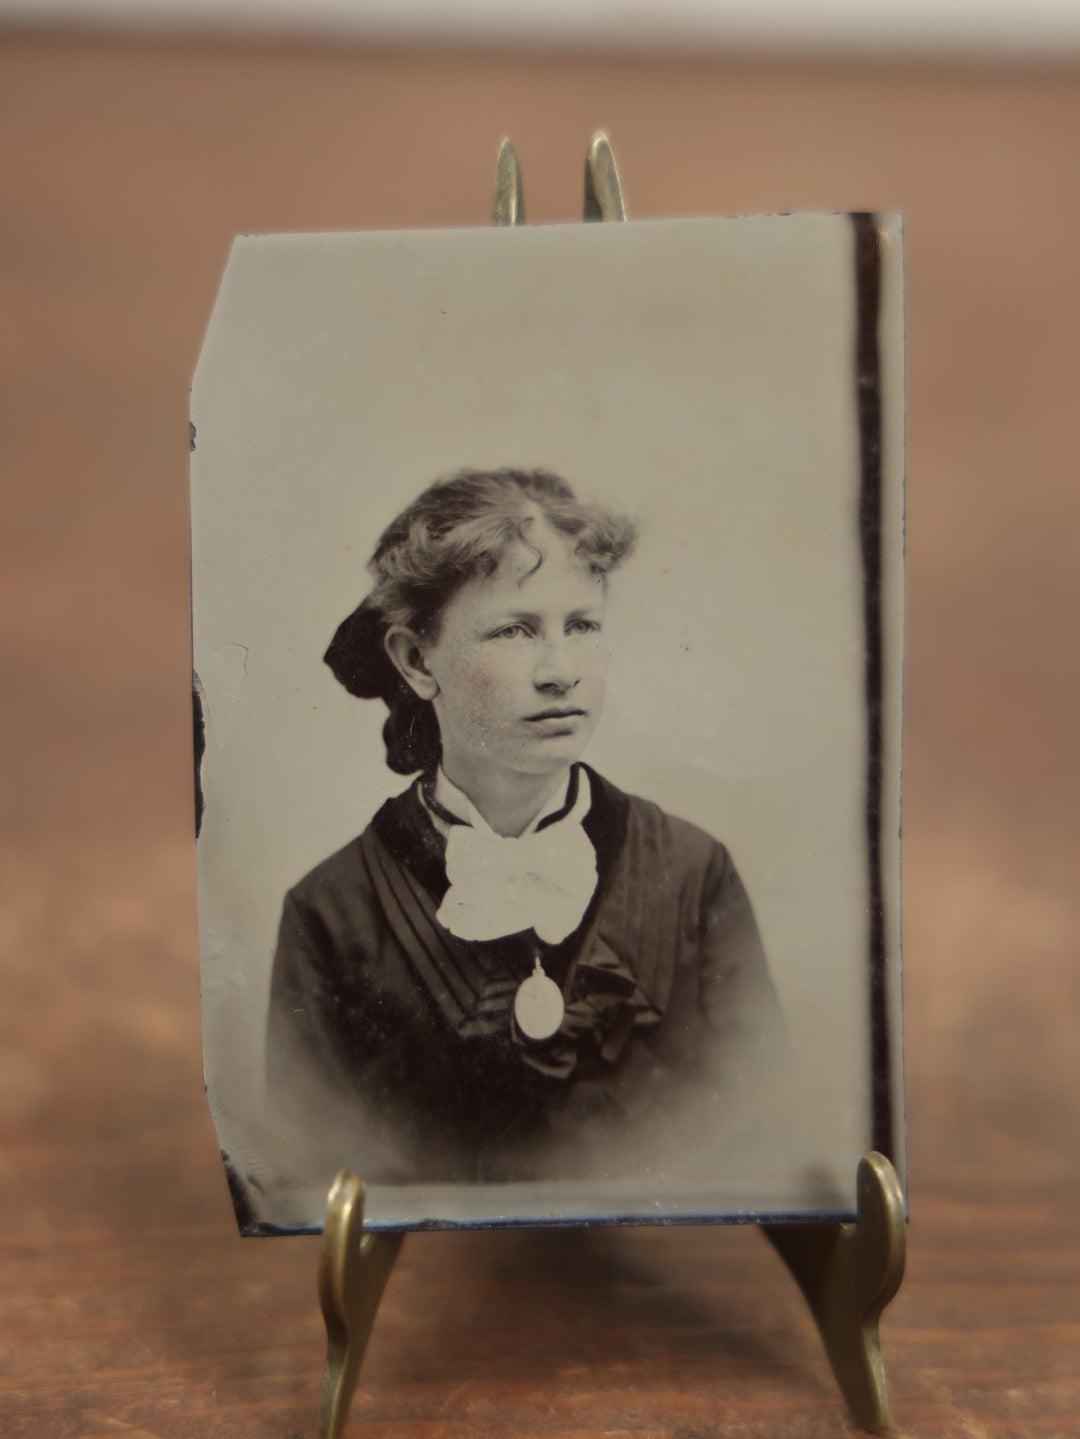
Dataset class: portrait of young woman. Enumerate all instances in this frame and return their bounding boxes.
[266,467,787,1204]
[192,214,905,1232]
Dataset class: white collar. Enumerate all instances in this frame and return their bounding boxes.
[427,766,588,838]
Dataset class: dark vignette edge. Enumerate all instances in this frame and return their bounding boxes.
[852,212,893,1161]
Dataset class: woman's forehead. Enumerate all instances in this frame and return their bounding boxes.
[458,536,605,615]
[508,529,603,587]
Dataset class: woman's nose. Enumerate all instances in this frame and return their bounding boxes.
[533,638,579,693]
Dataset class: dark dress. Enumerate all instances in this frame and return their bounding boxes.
[267,765,785,1186]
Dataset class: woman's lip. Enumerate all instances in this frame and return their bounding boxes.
[524,708,586,722]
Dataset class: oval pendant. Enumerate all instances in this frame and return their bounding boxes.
[514,957,565,1041]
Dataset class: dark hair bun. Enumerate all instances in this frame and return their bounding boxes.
[324,598,441,774]
[323,598,393,700]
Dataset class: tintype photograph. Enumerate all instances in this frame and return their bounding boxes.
[191,213,905,1233]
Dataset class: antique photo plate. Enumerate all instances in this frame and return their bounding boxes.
[191,213,905,1233]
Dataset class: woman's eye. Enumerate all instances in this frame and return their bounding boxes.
[492,624,529,640]
[567,619,600,636]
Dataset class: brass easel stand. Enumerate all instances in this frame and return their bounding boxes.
[317,1151,905,1437]
[315,136,906,1436]
[317,1174,402,1439]
[766,1151,906,1432]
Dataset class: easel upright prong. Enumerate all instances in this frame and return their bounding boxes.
[318,1172,403,1439]
[584,131,628,222]
[492,138,525,226]
[492,132,628,227]
[765,1152,906,1433]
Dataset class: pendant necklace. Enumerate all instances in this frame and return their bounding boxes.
[514,955,565,1041]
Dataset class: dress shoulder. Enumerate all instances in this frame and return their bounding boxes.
[585,767,732,888]
[285,831,369,907]
[631,792,729,862]
[282,779,430,939]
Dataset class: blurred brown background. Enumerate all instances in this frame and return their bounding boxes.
[2,26,1079,1439]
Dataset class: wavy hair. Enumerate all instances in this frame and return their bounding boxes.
[325,468,637,774]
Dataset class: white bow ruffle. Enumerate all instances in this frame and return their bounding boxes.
[435,778,597,945]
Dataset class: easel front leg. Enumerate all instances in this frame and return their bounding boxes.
[765,1151,906,1433]
[318,1172,404,1439]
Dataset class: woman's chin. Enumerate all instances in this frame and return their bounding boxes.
[517,741,589,775]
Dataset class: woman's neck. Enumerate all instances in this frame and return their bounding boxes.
[439,760,571,837]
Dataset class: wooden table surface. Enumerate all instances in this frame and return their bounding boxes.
[2,30,1078,1439]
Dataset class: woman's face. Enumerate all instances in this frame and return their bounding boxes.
[418,520,609,788]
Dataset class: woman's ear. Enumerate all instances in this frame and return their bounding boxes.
[384,626,439,701]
